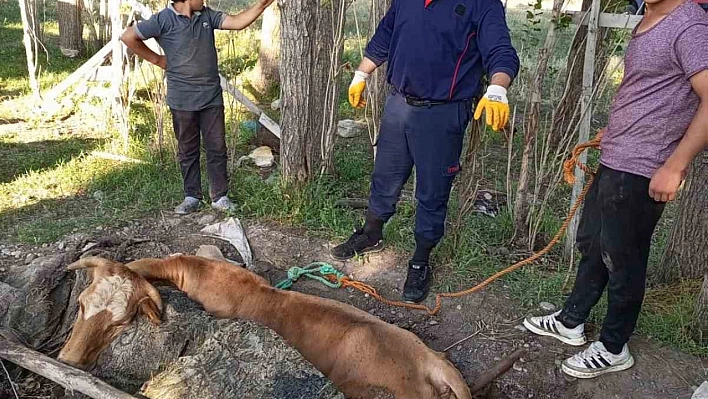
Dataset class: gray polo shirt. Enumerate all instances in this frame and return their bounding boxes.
[135,4,227,111]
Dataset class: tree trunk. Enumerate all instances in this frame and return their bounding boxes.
[18,0,41,100]
[279,0,318,182]
[656,151,708,284]
[695,274,708,345]
[252,4,281,94]
[279,0,343,182]
[82,0,101,52]
[549,0,609,149]
[365,0,391,158]
[58,0,84,58]
[99,0,109,45]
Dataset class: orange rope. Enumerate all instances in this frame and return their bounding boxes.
[330,133,604,315]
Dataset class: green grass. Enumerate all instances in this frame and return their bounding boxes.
[0,0,89,100]
[0,0,704,357]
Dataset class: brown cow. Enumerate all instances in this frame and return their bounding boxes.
[57,257,163,370]
[125,254,507,399]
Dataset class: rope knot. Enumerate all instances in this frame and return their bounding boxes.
[563,130,604,185]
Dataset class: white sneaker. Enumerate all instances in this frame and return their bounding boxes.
[175,196,201,215]
[211,196,237,212]
[523,310,587,346]
[562,341,635,378]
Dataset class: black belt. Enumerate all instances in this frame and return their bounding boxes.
[401,93,476,107]
[404,95,449,106]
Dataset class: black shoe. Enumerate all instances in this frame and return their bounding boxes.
[330,228,384,261]
[403,262,432,303]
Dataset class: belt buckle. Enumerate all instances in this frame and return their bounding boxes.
[404,95,422,106]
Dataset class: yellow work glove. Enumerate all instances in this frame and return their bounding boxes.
[473,85,509,132]
[348,70,369,108]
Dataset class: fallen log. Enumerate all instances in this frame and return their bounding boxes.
[469,348,527,395]
[0,338,137,399]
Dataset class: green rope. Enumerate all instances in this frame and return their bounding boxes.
[274,262,346,290]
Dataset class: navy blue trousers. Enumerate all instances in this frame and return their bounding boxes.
[368,91,472,244]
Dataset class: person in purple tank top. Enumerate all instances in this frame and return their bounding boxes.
[522,0,708,379]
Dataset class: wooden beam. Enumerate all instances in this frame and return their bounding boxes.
[0,338,138,399]
[566,0,601,257]
[219,75,281,139]
[41,42,112,107]
[567,11,641,29]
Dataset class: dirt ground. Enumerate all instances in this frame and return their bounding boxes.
[1,210,706,399]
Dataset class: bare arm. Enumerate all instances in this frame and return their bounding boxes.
[490,72,512,90]
[120,26,166,69]
[221,0,275,30]
[649,70,708,201]
[356,57,378,75]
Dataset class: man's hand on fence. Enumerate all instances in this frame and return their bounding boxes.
[474,85,509,132]
[348,71,369,109]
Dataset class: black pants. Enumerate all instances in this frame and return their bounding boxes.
[170,106,228,200]
[557,165,665,353]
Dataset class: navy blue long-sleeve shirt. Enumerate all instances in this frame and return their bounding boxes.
[365,0,520,102]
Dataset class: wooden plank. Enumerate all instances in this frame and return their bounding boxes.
[258,113,281,139]
[0,338,138,399]
[565,0,601,257]
[568,11,641,29]
[219,75,262,115]
[42,43,112,105]
[219,74,281,139]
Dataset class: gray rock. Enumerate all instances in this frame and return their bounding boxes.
[513,361,523,372]
[514,324,528,332]
[337,120,366,138]
[539,302,557,312]
[93,190,105,201]
[25,253,37,263]
[198,214,217,225]
[692,381,708,399]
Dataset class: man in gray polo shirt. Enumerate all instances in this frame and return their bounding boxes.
[121,0,273,214]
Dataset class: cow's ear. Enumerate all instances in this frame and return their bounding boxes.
[138,296,162,326]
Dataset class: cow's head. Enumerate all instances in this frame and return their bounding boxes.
[57,256,163,370]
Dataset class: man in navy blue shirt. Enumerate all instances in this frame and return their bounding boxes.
[331,0,520,303]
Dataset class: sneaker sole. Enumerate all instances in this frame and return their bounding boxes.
[175,208,199,215]
[403,291,429,304]
[561,355,635,379]
[330,244,385,261]
[523,318,587,346]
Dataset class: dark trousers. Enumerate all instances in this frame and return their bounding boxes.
[170,106,229,200]
[368,91,472,244]
[557,165,665,353]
